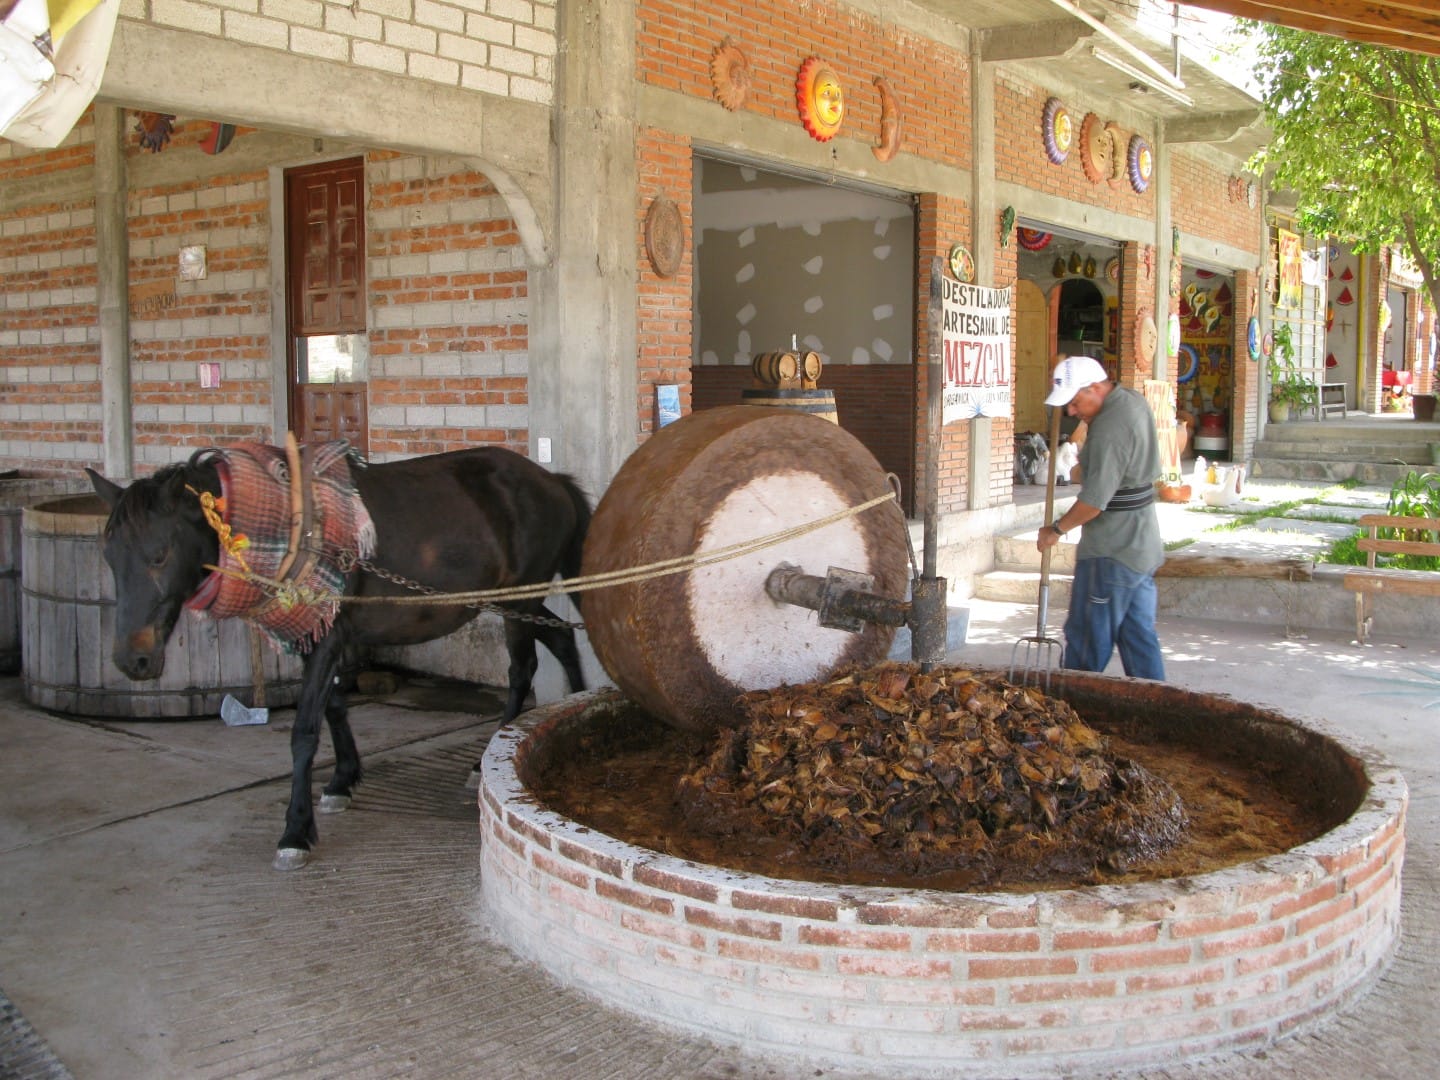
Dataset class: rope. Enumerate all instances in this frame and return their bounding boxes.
[200,489,899,610]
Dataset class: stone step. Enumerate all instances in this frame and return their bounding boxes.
[993,531,1078,573]
[1254,440,1434,462]
[1262,424,1437,446]
[1247,458,1424,485]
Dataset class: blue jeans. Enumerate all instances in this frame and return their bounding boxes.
[1062,557,1165,680]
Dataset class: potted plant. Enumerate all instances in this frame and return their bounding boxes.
[1267,323,1315,423]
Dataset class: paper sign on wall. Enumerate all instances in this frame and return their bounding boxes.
[941,277,1013,424]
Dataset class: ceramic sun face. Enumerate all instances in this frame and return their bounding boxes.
[797,57,845,141]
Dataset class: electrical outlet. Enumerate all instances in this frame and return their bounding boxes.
[537,437,552,464]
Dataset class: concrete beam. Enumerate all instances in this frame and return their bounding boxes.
[0,130,331,214]
[980,20,1094,62]
[1164,110,1267,145]
[97,19,554,263]
[639,83,971,201]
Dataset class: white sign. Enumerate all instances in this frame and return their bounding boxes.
[941,277,1013,423]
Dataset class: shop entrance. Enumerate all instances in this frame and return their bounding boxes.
[1177,265,1238,461]
[689,155,917,510]
[1014,224,1122,439]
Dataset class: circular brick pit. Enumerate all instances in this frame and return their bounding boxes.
[478,676,1406,1078]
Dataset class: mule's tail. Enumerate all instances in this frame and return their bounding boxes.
[559,474,592,615]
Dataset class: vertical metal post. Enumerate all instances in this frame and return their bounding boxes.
[924,256,944,581]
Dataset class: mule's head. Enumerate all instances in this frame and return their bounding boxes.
[87,464,220,681]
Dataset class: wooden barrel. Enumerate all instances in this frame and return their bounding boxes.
[21,494,303,718]
[751,350,799,386]
[581,405,907,733]
[739,387,839,424]
[1,473,91,674]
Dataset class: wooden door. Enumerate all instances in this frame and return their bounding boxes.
[285,158,368,450]
[1013,279,1051,434]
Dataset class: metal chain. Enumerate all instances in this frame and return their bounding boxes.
[339,553,582,630]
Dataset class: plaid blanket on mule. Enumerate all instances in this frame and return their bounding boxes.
[185,440,375,652]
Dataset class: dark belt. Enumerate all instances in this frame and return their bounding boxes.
[1105,484,1155,511]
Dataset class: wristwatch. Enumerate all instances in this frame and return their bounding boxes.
[1049,522,1066,536]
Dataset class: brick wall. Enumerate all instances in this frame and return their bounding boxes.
[366,150,531,458]
[0,119,101,471]
[127,125,273,466]
[0,118,530,474]
[1172,151,1262,258]
[995,78,1154,219]
[124,0,556,103]
[636,0,970,169]
[635,128,694,443]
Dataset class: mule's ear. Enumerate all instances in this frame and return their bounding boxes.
[86,467,123,509]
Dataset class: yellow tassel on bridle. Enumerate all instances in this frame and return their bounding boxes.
[187,485,253,576]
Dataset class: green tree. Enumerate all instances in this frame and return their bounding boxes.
[1248,25,1440,318]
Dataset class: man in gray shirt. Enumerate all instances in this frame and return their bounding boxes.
[1035,356,1165,679]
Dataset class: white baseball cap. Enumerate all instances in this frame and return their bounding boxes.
[1045,355,1110,407]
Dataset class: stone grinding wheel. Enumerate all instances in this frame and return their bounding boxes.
[582,405,909,733]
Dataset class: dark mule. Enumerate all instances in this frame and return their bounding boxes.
[87,445,590,870]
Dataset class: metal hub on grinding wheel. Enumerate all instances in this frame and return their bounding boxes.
[581,405,909,733]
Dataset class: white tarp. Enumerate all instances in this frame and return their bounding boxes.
[1,0,118,148]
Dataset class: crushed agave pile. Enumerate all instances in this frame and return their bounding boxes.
[677,664,1189,885]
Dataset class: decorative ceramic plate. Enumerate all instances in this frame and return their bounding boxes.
[1135,309,1158,375]
[948,243,975,283]
[644,196,683,278]
[1105,256,1120,283]
[1247,317,1261,360]
[1042,97,1072,164]
[796,57,844,141]
[1177,343,1199,384]
[711,41,751,111]
[1079,112,1111,183]
[1017,227,1052,251]
[1127,135,1153,193]
[1105,122,1127,186]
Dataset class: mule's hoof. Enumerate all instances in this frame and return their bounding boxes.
[272,847,312,871]
[318,793,351,814]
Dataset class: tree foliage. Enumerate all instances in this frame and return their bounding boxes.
[1248,25,1440,316]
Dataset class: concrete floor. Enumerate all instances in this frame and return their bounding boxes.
[3,536,1440,1077]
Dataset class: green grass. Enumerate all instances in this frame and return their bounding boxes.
[1316,470,1440,570]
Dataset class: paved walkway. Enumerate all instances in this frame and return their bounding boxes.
[2,480,1438,1078]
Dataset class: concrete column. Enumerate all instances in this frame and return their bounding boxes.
[93,105,133,478]
[527,0,639,499]
[967,37,995,511]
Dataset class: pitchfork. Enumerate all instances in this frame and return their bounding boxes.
[1010,404,1064,690]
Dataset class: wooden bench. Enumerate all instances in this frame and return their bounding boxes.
[1344,514,1440,643]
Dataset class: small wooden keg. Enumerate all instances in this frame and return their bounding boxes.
[751,351,800,387]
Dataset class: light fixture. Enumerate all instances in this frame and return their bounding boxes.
[1091,47,1193,108]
